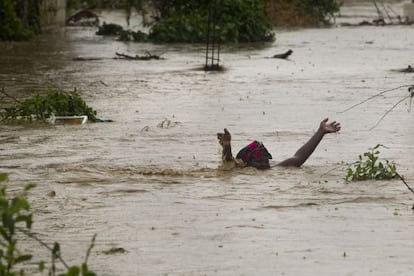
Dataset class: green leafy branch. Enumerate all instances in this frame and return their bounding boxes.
[345,146,414,208]
[0,173,97,276]
[0,180,34,276]
[345,144,397,182]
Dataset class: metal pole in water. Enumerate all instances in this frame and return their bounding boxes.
[205,0,221,71]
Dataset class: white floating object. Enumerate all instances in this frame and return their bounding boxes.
[48,115,88,125]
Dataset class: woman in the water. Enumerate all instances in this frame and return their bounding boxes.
[217,118,341,170]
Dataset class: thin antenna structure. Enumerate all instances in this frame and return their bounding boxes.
[205,0,222,71]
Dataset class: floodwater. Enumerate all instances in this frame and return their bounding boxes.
[1,2,414,276]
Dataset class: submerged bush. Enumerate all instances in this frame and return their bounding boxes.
[148,0,275,43]
[148,13,207,43]
[1,88,98,123]
[96,22,149,41]
[95,0,274,43]
[96,22,124,36]
[118,29,148,42]
[346,144,398,182]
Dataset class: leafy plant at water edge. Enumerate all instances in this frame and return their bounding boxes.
[95,0,275,43]
[1,88,98,123]
[0,174,97,275]
[0,180,34,276]
[129,0,275,43]
[298,0,341,23]
[96,22,149,42]
[96,22,124,36]
[345,144,397,182]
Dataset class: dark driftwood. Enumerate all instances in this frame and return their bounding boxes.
[392,65,414,73]
[115,52,164,60]
[271,49,293,59]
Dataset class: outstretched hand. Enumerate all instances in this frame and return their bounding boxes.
[217,128,231,146]
[319,118,341,134]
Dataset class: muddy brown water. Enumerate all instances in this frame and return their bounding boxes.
[1,3,414,276]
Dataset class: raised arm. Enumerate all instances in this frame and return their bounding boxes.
[277,118,341,167]
[217,128,234,162]
[217,128,245,170]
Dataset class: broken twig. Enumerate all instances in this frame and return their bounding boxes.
[373,0,385,21]
[369,85,414,129]
[395,172,414,195]
[340,85,412,113]
[370,94,410,130]
[0,87,20,103]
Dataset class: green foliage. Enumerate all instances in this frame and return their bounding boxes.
[346,144,398,182]
[118,29,148,42]
[96,22,124,36]
[0,174,98,275]
[149,13,207,43]
[66,0,82,10]
[96,22,148,41]
[222,0,274,42]
[0,0,41,41]
[0,179,34,276]
[0,175,7,183]
[298,0,341,23]
[0,0,32,41]
[1,88,98,123]
[148,0,275,43]
[94,0,274,43]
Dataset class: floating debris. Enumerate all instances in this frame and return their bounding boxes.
[115,51,164,61]
[270,49,293,59]
[391,65,414,73]
[102,247,126,255]
[66,9,99,27]
[47,115,88,125]
[157,118,180,129]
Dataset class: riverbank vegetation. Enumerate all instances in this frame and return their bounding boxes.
[94,0,275,43]
[78,0,342,43]
[0,0,41,41]
[148,0,274,43]
[1,0,341,41]
[68,0,341,28]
